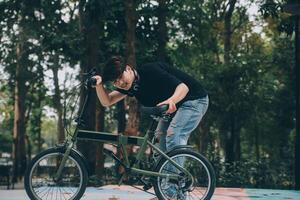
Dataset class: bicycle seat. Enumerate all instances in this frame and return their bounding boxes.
[140,105,168,116]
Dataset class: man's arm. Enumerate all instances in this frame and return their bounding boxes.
[95,86,127,107]
[168,83,189,104]
[94,75,127,107]
[157,83,189,113]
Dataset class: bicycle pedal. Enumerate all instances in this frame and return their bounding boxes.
[141,177,153,190]
[143,184,152,191]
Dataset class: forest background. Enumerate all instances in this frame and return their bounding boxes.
[0,0,299,190]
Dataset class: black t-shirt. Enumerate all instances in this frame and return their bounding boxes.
[116,62,207,107]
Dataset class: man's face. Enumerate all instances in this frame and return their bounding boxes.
[113,65,134,90]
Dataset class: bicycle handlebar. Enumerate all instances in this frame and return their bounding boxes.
[83,68,97,88]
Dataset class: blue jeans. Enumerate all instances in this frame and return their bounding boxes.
[155,96,209,199]
[155,95,209,152]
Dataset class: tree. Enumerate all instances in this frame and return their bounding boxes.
[13,43,27,181]
[295,11,300,191]
[222,0,241,163]
[124,0,139,143]
[26,62,46,157]
[51,56,65,143]
[10,0,39,182]
[77,0,104,176]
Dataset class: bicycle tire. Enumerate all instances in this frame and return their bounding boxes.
[153,149,215,200]
[24,147,88,200]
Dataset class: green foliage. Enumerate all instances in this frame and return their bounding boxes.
[0,78,13,153]
[0,131,13,153]
[215,158,294,189]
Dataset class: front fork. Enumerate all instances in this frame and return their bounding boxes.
[54,141,74,181]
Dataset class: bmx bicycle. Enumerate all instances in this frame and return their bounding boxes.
[24,69,216,200]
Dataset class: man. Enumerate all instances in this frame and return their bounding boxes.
[93,56,208,152]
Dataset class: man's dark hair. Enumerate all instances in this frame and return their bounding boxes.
[102,56,125,83]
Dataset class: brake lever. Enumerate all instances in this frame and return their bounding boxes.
[82,68,97,76]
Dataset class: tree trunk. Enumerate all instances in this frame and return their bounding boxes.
[198,123,209,154]
[223,0,236,64]
[31,97,43,155]
[125,0,137,69]
[95,101,105,183]
[52,57,65,143]
[225,114,234,163]
[24,101,32,160]
[116,100,126,176]
[12,41,27,182]
[223,0,238,163]
[25,135,31,163]
[157,0,168,61]
[125,0,139,145]
[254,111,260,162]
[78,0,101,175]
[295,15,300,190]
[117,100,126,133]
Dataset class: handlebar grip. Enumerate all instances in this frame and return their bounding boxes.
[86,77,97,87]
[140,105,169,115]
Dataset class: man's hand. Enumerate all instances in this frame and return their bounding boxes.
[157,98,177,114]
[156,83,188,113]
[93,75,103,87]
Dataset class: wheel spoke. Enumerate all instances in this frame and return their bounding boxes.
[155,150,215,200]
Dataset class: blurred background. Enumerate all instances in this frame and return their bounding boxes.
[0,0,299,191]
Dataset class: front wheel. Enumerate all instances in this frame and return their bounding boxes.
[24,147,88,200]
[153,149,215,200]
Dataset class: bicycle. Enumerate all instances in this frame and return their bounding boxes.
[24,69,216,200]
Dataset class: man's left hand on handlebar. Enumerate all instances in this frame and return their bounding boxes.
[92,75,103,87]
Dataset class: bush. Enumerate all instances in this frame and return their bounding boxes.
[213,158,294,189]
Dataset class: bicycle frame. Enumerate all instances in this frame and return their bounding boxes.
[76,129,191,182]
[55,86,192,184]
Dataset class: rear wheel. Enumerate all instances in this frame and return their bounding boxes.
[24,147,88,200]
[153,149,215,200]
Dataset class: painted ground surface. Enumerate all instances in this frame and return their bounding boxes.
[0,185,299,200]
[96,186,300,200]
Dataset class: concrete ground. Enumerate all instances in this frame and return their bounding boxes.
[0,185,299,200]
